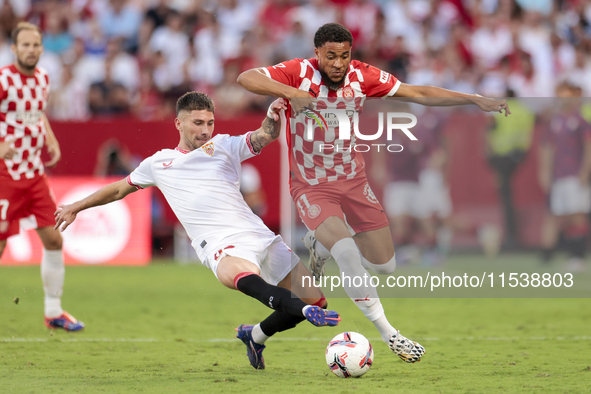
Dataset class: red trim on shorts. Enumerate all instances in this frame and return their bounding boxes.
[312,297,327,307]
[126,175,143,190]
[233,272,259,291]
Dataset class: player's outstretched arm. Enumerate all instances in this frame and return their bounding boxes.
[394,83,511,117]
[237,68,308,99]
[248,99,288,153]
[54,178,138,232]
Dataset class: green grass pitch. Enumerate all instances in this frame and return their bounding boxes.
[1,255,590,393]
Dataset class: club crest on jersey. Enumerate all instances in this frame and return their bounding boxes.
[201,141,215,156]
[342,86,354,101]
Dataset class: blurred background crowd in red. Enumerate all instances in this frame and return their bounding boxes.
[0,0,588,119]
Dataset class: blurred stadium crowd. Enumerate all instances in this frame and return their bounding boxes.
[0,0,589,120]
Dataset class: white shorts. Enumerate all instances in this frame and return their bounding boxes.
[201,234,299,286]
[550,176,591,216]
[416,169,452,219]
[383,181,421,218]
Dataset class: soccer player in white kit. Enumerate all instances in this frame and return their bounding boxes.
[54,92,340,370]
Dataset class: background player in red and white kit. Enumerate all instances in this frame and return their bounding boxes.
[238,23,510,363]
[0,22,84,332]
[539,82,591,273]
[54,92,340,370]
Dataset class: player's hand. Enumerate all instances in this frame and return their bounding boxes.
[54,204,77,232]
[474,96,511,117]
[289,91,316,116]
[0,141,17,160]
[267,98,288,121]
[45,140,61,168]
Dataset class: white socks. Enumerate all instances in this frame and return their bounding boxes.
[330,239,383,321]
[361,254,397,275]
[252,323,270,344]
[40,249,64,318]
[330,238,398,344]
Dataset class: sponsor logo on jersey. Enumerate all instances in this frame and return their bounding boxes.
[308,204,321,219]
[303,108,328,132]
[163,160,173,168]
[379,70,390,84]
[201,141,215,156]
[363,183,379,204]
[273,63,286,69]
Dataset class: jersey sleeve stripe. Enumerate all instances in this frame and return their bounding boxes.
[126,175,143,190]
[384,80,402,98]
[261,67,271,78]
[245,132,260,155]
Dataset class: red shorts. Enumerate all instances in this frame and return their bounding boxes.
[291,176,389,233]
[0,174,57,240]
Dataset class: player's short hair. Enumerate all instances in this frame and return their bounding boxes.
[314,23,353,48]
[176,92,215,116]
[11,22,43,45]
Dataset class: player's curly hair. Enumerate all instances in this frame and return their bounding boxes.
[176,92,215,116]
[314,23,353,48]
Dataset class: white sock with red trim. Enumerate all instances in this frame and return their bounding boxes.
[41,249,64,318]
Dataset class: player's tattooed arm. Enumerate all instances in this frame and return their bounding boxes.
[249,98,288,152]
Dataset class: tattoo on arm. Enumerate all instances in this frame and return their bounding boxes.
[250,116,281,152]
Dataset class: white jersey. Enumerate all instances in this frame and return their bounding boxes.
[127,132,276,263]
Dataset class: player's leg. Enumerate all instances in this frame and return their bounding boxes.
[217,255,338,326]
[0,239,6,258]
[31,176,84,331]
[35,226,84,331]
[221,255,338,369]
[342,179,426,363]
[242,260,333,358]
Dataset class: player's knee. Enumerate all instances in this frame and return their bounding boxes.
[364,254,397,275]
[44,236,63,251]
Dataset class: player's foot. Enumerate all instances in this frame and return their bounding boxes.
[389,330,425,363]
[303,231,327,280]
[44,311,85,332]
[304,306,341,327]
[236,324,266,370]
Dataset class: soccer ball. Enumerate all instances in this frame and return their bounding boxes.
[325,332,374,378]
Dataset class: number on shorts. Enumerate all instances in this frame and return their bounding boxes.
[0,199,8,220]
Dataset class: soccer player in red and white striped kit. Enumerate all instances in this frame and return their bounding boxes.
[239,23,510,363]
[0,22,84,331]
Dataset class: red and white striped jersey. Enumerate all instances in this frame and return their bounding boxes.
[0,65,50,181]
[263,58,400,186]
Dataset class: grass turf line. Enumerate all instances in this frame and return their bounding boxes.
[1,257,590,393]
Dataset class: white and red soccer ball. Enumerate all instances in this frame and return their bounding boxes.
[325,332,374,378]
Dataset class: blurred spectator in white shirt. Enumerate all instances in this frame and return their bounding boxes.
[149,10,189,90]
[47,63,89,120]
